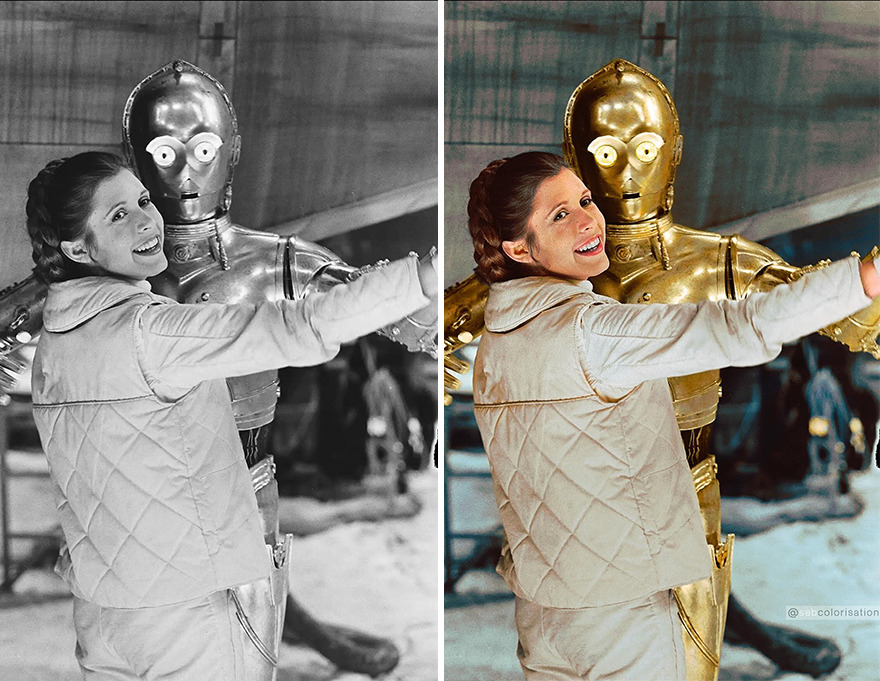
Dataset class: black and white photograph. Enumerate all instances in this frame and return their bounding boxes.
[0,2,439,680]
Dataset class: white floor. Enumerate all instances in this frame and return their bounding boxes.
[444,459,880,681]
[0,450,439,681]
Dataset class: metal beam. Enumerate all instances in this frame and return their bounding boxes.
[711,177,880,240]
[269,178,438,240]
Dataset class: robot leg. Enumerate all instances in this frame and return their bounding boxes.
[231,535,293,681]
[673,456,734,681]
[249,456,401,677]
[228,457,290,681]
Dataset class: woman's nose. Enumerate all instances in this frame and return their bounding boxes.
[136,213,154,231]
[578,208,595,231]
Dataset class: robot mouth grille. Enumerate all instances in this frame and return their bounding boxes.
[621,192,640,199]
[180,192,199,199]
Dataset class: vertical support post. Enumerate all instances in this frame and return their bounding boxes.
[0,403,10,592]
[443,405,454,591]
[198,1,238,97]
[639,1,680,97]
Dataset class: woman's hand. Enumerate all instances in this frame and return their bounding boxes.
[416,247,438,302]
[859,258,880,299]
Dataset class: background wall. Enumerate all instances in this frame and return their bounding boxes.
[444,0,880,286]
[0,0,438,289]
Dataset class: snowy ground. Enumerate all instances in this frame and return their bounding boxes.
[444,452,880,681]
[0,447,439,681]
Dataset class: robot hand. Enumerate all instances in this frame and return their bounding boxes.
[0,275,47,397]
[369,249,439,358]
[817,248,880,359]
[443,273,489,405]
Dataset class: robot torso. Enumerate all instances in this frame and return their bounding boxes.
[591,213,796,431]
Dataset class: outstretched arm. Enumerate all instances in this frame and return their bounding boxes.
[286,236,438,357]
[140,254,431,397]
[733,237,880,358]
[584,255,875,391]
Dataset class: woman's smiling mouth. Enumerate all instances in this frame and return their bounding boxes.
[133,235,162,255]
[575,236,602,255]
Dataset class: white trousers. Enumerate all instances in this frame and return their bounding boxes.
[73,588,250,680]
[515,589,686,681]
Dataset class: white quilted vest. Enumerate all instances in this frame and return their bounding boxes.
[32,281,268,608]
[474,278,710,608]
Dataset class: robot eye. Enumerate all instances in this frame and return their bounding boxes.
[635,141,659,164]
[193,140,218,163]
[151,145,177,168]
[592,144,618,168]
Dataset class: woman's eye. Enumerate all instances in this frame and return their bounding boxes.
[112,210,126,222]
[580,197,593,207]
[554,210,568,222]
[139,197,152,208]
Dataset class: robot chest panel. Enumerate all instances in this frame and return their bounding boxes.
[595,258,728,305]
[159,257,283,306]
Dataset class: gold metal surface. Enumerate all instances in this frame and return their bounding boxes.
[563,59,682,224]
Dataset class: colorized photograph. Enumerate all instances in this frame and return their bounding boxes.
[443,2,880,680]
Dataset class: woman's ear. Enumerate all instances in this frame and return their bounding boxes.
[60,239,94,265]
[502,238,535,265]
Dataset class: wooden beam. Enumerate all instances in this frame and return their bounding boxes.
[711,177,880,240]
[269,178,438,240]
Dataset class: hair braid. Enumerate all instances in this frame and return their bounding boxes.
[25,151,130,283]
[466,151,568,283]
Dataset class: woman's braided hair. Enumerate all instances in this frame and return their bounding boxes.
[467,151,569,283]
[26,151,130,283]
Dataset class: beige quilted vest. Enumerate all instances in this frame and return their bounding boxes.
[474,278,710,608]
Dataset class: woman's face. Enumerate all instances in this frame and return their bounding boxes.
[77,169,167,281]
[506,168,609,281]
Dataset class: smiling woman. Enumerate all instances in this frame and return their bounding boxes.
[57,165,168,282]
[499,165,609,282]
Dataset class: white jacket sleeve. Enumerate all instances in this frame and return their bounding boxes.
[580,256,873,390]
[136,255,429,389]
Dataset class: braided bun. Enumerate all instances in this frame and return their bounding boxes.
[466,151,568,283]
[25,151,130,282]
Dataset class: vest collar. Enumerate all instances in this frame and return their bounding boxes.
[486,276,593,333]
[43,277,157,333]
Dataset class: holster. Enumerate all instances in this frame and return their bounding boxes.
[673,456,734,681]
[231,534,293,681]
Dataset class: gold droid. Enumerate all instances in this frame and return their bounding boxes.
[561,57,879,680]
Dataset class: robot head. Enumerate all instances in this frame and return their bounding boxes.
[122,60,241,224]
[563,59,682,224]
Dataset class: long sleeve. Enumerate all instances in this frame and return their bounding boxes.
[137,255,429,393]
[580,256,872,390]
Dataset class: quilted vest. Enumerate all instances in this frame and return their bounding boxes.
[32,281,268,608]
[473,278,711,608]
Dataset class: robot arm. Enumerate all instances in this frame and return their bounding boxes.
[285,236,438,357]
[443,273,489,405]
[806,248,880,358]
[0,274,47,393]
[732,236,879,358]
